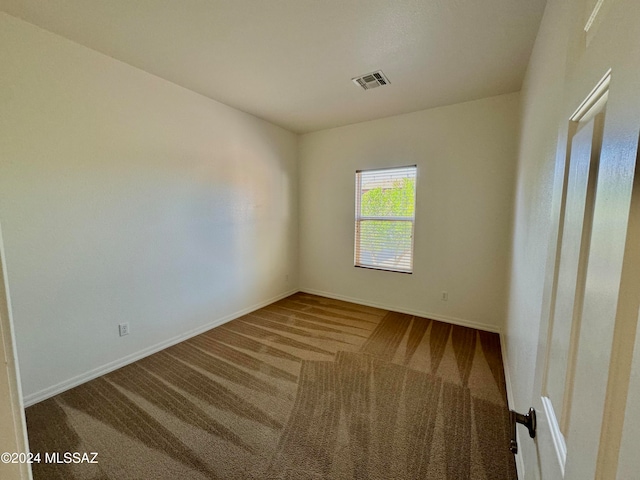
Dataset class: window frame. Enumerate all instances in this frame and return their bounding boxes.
[354,165,417,274]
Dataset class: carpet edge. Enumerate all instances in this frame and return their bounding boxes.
[299,287,501,334]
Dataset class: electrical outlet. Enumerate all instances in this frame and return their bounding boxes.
[441,291,449,301]
[118,323,130,337]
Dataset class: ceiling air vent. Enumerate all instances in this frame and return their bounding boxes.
[352,70,390,90]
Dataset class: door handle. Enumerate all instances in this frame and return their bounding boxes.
[509,407,536,454]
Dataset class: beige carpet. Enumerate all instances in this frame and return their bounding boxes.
[25,293,517,479]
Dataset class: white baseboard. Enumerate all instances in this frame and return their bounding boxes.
[501,332,525,479]
[23,288,299,407]
[500,332,516,410]
[299,287,501,333]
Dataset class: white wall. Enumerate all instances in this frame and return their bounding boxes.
[299,93,520,332]
[0,13,298,404]
[505,0,570,419]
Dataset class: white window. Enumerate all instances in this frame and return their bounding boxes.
[354,165,417,273]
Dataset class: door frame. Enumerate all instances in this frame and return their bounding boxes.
[0,220,32,480]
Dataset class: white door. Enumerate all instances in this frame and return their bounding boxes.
[531,0,640,478]
[0,222,31,480]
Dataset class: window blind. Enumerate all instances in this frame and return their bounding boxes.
[354,165,417,273]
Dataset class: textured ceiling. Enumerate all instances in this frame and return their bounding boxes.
[0,0,546,133]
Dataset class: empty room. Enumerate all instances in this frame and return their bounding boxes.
[2,0,640,479]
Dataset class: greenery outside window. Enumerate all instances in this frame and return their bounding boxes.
[354,165,417,273]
